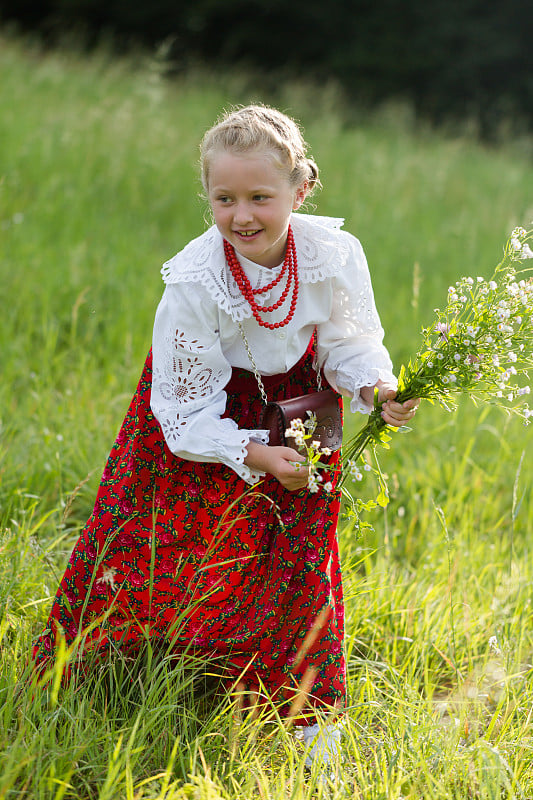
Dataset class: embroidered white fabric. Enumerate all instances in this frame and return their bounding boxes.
[151,213,396,483]
[160,214,352,320]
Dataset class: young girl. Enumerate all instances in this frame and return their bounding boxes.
[33,104,418,765]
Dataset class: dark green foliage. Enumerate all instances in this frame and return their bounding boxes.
[1,0,531,133]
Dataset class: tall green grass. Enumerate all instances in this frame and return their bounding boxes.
[1,33,532,798]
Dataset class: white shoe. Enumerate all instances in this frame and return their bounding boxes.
[302,721,343,769]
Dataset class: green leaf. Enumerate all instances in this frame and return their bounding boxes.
[376,487,389,507]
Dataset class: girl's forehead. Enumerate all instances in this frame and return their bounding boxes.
[207,148,289,186]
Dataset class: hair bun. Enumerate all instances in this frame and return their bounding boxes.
[307,159,320,193]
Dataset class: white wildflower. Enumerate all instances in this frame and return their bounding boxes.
[521,243,533,259]
[293,432,305,447]
[489,281,498,291]
[349,462,363,481]
[97,567,117,592]
[303,412,317,431]
[518,386,531,396]
[286,419,305,438]
[308,474,320,493]
[323,481,333,492]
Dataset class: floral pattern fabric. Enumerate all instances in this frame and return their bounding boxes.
[33,343,346,720]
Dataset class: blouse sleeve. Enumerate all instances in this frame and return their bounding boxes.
[317,233,397,415]
[150,282,269,484]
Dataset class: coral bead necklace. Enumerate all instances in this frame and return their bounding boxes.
[223,226,299,330]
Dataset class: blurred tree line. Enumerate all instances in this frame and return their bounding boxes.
[2,0,531,134]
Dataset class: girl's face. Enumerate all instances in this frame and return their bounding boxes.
[207,150,307,268]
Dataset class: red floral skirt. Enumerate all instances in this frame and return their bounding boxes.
[33,343,346,720]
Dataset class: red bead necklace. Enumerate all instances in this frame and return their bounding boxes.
[223,226,299,330]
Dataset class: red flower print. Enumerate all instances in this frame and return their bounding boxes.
[282,512,296,525]
[154,493,166,509]
[129,573,145,588]
[120,498,134,515]
[117,532,135,547]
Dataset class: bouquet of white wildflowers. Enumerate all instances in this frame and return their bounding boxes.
[292,227,533,522]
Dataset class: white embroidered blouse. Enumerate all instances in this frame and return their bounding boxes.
[150,213,396,484]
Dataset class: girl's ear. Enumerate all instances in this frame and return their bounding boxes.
[292,181,309,211]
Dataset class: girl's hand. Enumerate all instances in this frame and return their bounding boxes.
[244,442,309,491]
[360,381,420,427]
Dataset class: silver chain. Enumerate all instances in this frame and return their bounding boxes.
[238,322,322,405]
[238,322,269,404]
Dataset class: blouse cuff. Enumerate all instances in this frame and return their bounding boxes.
[219,428,270,485]
[335,366,397,415]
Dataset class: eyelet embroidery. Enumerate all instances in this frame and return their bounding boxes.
[160,215,352,321]
[173,328,209,352]
[155,353,225,406]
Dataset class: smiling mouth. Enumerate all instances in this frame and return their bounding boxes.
[235,229,262,237]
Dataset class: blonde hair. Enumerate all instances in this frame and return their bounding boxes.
[200,104,320,194]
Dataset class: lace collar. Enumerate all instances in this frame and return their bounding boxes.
[160,213,350,321]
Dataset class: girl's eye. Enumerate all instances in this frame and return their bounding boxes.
[218,196,231,204]
[253,194,268,202]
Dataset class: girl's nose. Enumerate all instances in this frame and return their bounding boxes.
[233,202,253,224]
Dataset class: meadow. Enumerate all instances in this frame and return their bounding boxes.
[1,32,532,799]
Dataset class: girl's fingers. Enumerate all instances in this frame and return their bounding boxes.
[381,397,420,424]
